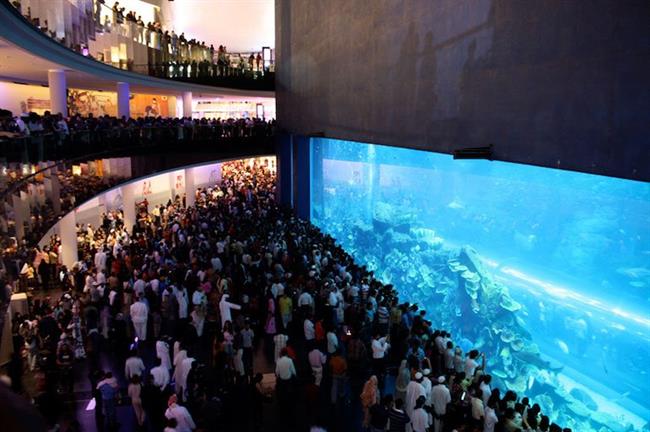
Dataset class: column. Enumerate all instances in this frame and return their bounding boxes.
[185,167,196,207]
[59,211,78,268]
[48,69,67,116]
[122,182,136,232]
[293,135,312,220]
[182,91,193,118]
[117,82,131,118]
[275,133,293,207]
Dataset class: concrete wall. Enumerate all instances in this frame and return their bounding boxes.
[276,0,650,181]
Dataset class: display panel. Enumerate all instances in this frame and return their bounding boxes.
[310,138,650,431]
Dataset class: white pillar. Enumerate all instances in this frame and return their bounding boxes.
[122,182,136,232]
[48,69,67,116]
[117,82,131,118]
[185,167,195,207]
[59,211,78,268]
[182,91,193,118]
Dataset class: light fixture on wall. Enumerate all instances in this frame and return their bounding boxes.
[453,144,493,160]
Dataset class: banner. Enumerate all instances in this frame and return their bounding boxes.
[68,88,117,117]
[130,94,174,118]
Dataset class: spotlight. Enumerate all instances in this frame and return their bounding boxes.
[453,144,493,160]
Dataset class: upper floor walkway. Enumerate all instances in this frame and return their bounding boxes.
[0,0,274,91]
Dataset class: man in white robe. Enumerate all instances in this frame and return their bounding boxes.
[165,395,196,432]
[219,293,241,327]
[150,358,170,390]
[177,357,195,402]
[156,340,172,370]
[130,295,149,341]
[405,372,426,432]
[430,376,452,432]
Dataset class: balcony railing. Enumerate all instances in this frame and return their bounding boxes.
[5,0,275,90]
[0,121,276,164]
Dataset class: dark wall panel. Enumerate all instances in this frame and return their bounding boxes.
[276,0,650,181]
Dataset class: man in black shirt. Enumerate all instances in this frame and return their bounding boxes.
[370,394,393,432]
[388,398,410,432]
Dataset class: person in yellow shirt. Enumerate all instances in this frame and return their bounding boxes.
[278,292,293,330]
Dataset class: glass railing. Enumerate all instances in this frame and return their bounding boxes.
[0,120,276,164]
[6,0,275,90]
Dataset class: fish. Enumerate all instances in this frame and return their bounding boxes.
[611,391,631,402]
[616,267,650,279]
[514,232,537,251]
[447,199,464,210]
[555,339,570,355]
[527,375,535,390]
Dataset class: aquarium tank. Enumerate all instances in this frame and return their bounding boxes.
[309,137,650,432]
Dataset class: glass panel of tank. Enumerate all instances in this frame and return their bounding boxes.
[310,137,650,432]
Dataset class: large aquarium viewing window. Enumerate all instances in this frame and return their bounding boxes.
[310,138,650,432]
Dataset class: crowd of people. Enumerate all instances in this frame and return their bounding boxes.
[11,0,272,83]
[1,110,275,141]
[0,159,572,432]
[0,110,276,162]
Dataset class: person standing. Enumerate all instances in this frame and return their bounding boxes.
[151,358,170,391]
[405,372,425,429]
[275,348,297,426]
[278,292,293,330]
[470,389,485,429]
[360,375,380,429]
[484,399,499,432]
[326,326,339,356]
[219,293,241,327]
[156,339,172,370]
[97,372,118,430]
[94,247,107,274]
[411,395,430,432]
[128,375,146,427]
[304,315,315,342]
[125,350,146,380]
[130,293,149,341]
[430,376,451,432]
[329,350,348,405]
[165,394,196,432]
[388,398,410,432]
[273,331,289,362]
[241,321,255,374]
[371,332,390,387]
[370,395,393,432]
[308,345,326,386]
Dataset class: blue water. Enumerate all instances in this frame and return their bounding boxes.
[309,138,650,431]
